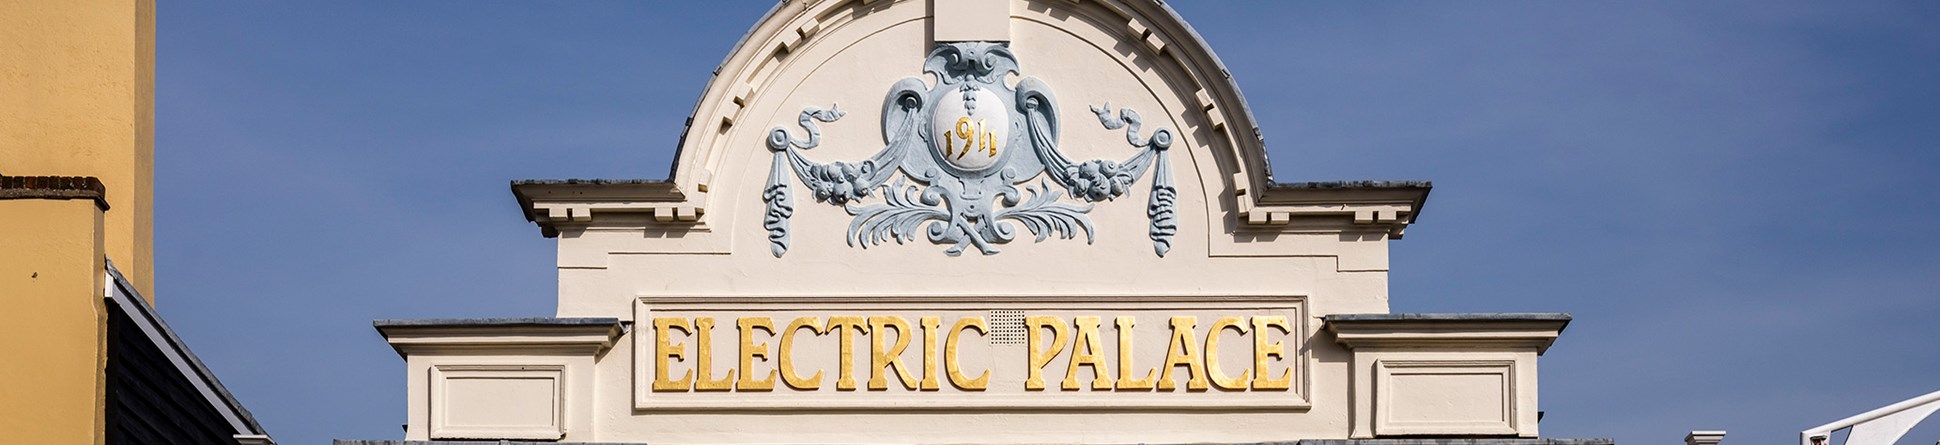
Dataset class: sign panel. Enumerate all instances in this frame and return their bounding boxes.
[633,295,1308,410]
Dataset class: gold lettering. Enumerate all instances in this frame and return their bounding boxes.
[1061,316,1114,390]
[1158,316,1209,391]
[920,316,941,391]
[1251,315,1293,390]
[977,119,993,157]
[1025,315,1070,390]
[946,316,990,390]
[955,117,975,159]
[693,317,736,391]
[664,314,1265,394]
[868,316,919,390]
[736,317,777,391]
[1114,316,1156,390]
[827,316,870,390]
[1205,316,1251,390]
[779,317,825,390]
[651,317,693,392]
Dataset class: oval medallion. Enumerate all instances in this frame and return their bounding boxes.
[930,87,1010,171]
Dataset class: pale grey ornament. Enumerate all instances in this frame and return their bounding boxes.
[763,42,1177,257]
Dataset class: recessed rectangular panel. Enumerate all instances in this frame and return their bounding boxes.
[445,377,555,427]
[1374,360,1515,436]
[632,295,1307,411]
[930,0,1009,42]
[430,365,564,440]
[1387,373,1504,422]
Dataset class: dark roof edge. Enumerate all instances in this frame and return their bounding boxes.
[104,260,269,436]
[334,441,647,445]
[1269,180,1432,190]
[1289,439,1614,445]
[0,175,110,210]
[1324,312,1572,322]
[511,179,673,186]
[374,317,623,328]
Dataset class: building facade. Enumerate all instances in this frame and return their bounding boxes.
[0,1,274,443]
[345,1,1604,444]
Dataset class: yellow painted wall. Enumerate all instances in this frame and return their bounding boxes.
[0,0,157,300]
[0,0,156,441]
[0,199,108,445]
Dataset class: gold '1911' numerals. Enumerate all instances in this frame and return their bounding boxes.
[944,117,997,160]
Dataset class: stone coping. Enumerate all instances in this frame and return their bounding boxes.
[511,178,671,186]
[1324,313,1573,322]
[0,175,109,210]
[1325,312,1573,354]
[372,317,625,358]
[373,317,621,328]
[1270,180,1433,190]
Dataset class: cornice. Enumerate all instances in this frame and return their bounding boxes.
[375,317,626,357]
[1238,180,1432,237]
[510,179,700,237]
[1324,313,1570,354]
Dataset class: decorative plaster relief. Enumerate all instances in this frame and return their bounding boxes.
[763,42,1177,257]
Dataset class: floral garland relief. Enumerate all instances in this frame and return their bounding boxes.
[763,42,1176,257]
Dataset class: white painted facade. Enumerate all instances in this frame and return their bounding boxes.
[365,1,1583,444]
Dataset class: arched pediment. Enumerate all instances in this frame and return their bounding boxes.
[514,0,1427,260]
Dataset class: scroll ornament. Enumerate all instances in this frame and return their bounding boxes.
[763,42,1176,257]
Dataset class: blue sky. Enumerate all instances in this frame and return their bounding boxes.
[154,1,1940,444]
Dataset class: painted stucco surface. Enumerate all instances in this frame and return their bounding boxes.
[0,0,157,299]
[0,199,108,445]
[0,1,154,442]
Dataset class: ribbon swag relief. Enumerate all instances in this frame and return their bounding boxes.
[763,42,1177,257]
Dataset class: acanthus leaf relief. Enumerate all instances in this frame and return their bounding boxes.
[763,42,1176,257]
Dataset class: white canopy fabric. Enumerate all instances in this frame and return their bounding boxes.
[1842,397,1940,445]
[1803,389,1940,445]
